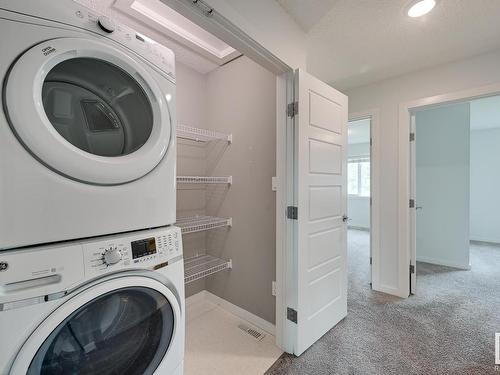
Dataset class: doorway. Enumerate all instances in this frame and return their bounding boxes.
[408,94,500,293]
[347,117,372,287]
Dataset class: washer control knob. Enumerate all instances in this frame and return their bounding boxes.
[97,16,115,33]
[103,247,122,265]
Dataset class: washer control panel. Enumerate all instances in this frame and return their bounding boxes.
[0,227,182,307]
[84,226,182,277]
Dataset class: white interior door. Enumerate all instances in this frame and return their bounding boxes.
[288,69,348,355]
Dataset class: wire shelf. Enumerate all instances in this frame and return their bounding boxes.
[176,215,232,234]
[184,254,232,284]
[177,176,232,185]
[177,124,232,143]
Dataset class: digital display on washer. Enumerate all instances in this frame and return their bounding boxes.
[131,237,157,259]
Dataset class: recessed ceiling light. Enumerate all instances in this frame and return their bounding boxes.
[407,0,436,18]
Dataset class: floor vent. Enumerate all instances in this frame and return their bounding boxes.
[238,324,265,341]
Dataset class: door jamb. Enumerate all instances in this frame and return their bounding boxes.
[398,82,500,297]
[275,71,295,352]
[348,110,381,292]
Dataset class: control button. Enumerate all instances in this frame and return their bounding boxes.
[97,16,115,33]
[103,247,122,265]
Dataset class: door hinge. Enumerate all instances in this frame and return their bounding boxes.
[286,206,298,220]
[409,199,415,208]
[370,257,372,265]
[410,264,415,274]
[410,132,415,142]
[287,101,298,118]
[287,307,298,324]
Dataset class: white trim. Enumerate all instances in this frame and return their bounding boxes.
[348,109,381,293]
[348,225,370,231]
[275,72,292,350]
[186,291,276,335]
[470,237,500,245]
[416,256,471,270]
[185,289,209,307]
[398,81,500,298]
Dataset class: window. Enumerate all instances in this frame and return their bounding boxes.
[348,157,370,197]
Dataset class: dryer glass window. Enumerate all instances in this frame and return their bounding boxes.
[27,287,175,375]
[42,58,154,157]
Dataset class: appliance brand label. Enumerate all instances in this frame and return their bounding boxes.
[42,46,56,56]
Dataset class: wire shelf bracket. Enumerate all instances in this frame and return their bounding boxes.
[175,215,232,234]
[177,124,232,144]
[184,254,232,284]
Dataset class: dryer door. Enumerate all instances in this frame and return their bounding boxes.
[4,37,172,185]
[10,276,181,375]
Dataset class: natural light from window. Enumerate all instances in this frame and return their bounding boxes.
[348,158,370,197]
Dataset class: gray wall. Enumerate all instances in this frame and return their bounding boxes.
[176,58,277,324]
[204,57,277,324]
[415,103,470,269]
[470,128,500,244]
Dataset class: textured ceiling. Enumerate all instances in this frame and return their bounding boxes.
[276,0,500,89]
[276,0,339,32]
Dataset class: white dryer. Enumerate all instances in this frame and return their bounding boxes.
[0,226,184,375]
[0,1,177,249]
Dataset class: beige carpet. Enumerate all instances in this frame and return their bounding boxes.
[266,230,500,375]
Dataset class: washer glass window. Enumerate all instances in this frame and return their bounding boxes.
[27,287,174,375]
[42,58,154,157]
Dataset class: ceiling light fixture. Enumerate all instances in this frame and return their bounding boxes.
[407,0,436,18]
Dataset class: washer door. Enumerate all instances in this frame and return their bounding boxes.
[4,37,171,185]
[10,276,181,375]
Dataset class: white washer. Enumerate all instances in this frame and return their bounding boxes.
[0,226,184,375]
[0,1,177,249]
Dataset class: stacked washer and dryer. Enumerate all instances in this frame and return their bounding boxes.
[0,1,184,374]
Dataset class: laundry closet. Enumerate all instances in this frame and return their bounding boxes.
[174,52,282,371]
[177,55,277,306]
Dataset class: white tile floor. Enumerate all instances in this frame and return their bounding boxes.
[185,296,283,375]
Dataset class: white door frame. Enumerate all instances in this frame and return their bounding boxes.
[348,110,381,292]
[151,0,294,350]
[398,82,500,297]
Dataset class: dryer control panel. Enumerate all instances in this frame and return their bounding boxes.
[0,0,176,80]
[83,226,182,277]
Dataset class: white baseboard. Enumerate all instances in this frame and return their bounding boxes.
[348,225,370,231]
[470,237,500,245]
[186,291,276,336]
[416,256,471,270]
[185,290,209,307]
